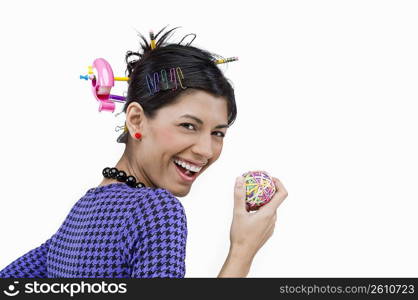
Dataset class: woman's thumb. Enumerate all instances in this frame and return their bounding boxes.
[233,176,247,212]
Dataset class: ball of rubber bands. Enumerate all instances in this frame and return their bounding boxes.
[242,171,276,211]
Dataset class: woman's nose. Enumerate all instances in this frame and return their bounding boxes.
[192,135,214,160]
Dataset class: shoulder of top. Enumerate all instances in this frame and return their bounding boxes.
[131,187,185,211]
[127,187,187,227]
[130,186,177,198]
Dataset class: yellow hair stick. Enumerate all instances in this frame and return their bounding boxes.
[150,30,156,50]
[114,77,130,81]
[214,56,239,64]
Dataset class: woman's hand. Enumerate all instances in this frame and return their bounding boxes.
[218,174,288,277]
[230,174,288,259]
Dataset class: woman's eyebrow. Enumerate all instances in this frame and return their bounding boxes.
[180,114,229,129]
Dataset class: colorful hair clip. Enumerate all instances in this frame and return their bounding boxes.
[160,69,169,89]
[153,72,160,93]
[115,124,127,132]
[146,73,155,95]
[176,67,186,89]
[169,68,177,91]
[145,66,186,96]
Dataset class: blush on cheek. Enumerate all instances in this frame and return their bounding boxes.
[158,128,178,147]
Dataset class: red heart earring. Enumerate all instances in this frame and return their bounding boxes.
[134,132,142,139]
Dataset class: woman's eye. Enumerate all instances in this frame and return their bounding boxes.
[180,123,196,130]
[213,131,225,138]
[180,123,225,138]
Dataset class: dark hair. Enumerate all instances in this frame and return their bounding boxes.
[122,26,237,132]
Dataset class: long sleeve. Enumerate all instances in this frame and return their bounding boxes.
[121,188,187,278]
[0,236,54,278]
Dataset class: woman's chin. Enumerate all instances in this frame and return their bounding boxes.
[168,185,191,197]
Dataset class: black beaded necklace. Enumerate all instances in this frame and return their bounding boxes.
[102,167,146,188]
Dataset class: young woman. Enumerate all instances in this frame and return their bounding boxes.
[0,26,288,278]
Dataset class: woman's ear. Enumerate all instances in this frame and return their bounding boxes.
[125,102,146,139]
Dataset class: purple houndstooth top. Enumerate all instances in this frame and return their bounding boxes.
[0,183,187,278]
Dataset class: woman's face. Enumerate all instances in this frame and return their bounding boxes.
[125,89,229,197]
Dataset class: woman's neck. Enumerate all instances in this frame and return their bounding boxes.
[98,150,154,188]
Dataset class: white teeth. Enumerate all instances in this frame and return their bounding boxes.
[174,158,202,172]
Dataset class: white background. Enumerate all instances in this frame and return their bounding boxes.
[0,0,417,277]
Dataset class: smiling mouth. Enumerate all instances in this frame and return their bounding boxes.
[172,158,201,180]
